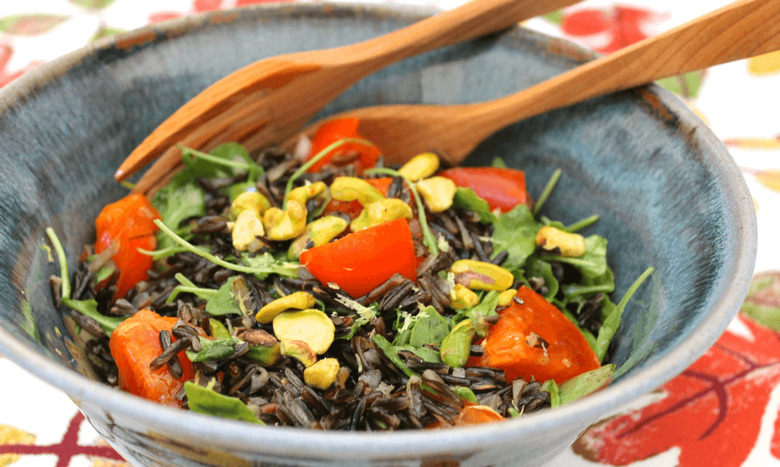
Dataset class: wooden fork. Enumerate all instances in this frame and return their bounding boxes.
[117,0,582,195]
[297,0,780,167]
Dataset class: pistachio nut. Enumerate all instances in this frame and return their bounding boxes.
[229,191,271,220]
[280,339,318,367]
[286,181,327,207]
[287,215,349,259]
[535,225,586,257]
[272,308,335,355]
[497,288,518,307]
[450,284,480,309]
[245,342,282,366]
[330,176,384,206]
[350,198,413,232]
[416,176,457,213]
[440,319,476,368]
[303,358,341,390]
[255,291,316,324]
[263,199,307,241]
[450,259,514,291]
[397,152,440,182]
[231,210,266,252]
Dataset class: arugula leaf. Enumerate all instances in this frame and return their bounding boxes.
[452,187,496,223]
[547,235,608,279]
[209,318,231,340]
[491,157,508,169]
[152,177,205,250]
[395,344,442,363]
[181,143,254,179]
[541,379,561,408]
[524,256,560,301]
[240,252,299,281]
[184,381,264,424]
[62,298,124,335]
[490,204,541,270]
[453,386,479,403]
[393,306,450,348]
[186,336,240,362]
[557,364,616,406]
[593,267,653,361]
[204,277,243,316]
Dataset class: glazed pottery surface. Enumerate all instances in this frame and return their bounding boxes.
[0,3,756,466]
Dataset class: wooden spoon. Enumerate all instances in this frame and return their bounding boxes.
[299,0,780,166]
[117,0,582,194]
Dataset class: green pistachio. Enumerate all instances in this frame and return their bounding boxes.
[263,200,307,241]
[440,319,476,368]
[350,198,413,232]
[229,191,271,220]
[535,225,586,257]
[231,210,266,252]
[330,176,385,206]
[286,181,327,207]
[416,176,457,213]
[450,284,480,309]
[287,215,349,259]
[272,308,335,355]
[303,358,341,390]
[450,259,514,291]
[255,291,316,324]
[280,339,318,367]
[397,152,440,182]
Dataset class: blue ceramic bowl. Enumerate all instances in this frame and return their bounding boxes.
[0,3,756,466]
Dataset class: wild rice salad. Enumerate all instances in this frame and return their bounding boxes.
[47,118,651,430]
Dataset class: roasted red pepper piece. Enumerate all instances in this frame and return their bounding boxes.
[94,193,160,298]
[299,218,417,297]
[306,118,381,173]
[109,309,195,407]
[470,286,601,384]
[439,167,531,212]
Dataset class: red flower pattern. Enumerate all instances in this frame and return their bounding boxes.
[573,314,780,466]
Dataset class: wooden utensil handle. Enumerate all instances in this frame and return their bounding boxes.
[343,0,581,65]
[471,0,780,133]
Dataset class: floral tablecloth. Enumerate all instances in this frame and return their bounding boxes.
[1,0,778,466]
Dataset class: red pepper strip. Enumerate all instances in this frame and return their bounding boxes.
[300,218,417,298]
[469,286,601,384]
[439,167,532,213]
[94,193,160,298]
[109,309,195,407]
[305,118,381,173]
[322,177,395,219]
[427,403,504,428]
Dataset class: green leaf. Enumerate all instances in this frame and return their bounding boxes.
[209,318,231,340]
[205,277,242,316]
[240,252,299,281]
[557,364,616,406]
[458,290,501,333]
[656,71,704,99]
[184,381,264,424]
[186,336,240,362]
[453,386,479,404]
[152,178,205,250]
[62,298,124,336]
[541,379,560,408]
[491,157,508,169]
[547,235,608,279]
[0,15,67,35]
[490,204,541,270]
[524,256,559,301]
[181,143,254,179]
[593,267,654,361]
[452,187,496,223]
[394,306,450,348]
[740,272,780,331]
[71,0,116,8]
[394,345,442,363]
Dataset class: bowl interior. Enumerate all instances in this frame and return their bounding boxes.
[0,3,755,464]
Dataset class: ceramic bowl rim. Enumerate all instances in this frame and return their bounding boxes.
[0,2,757,461]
